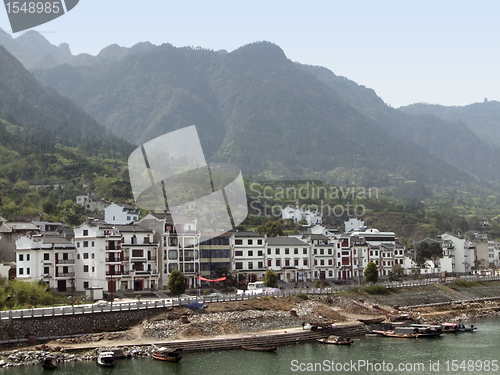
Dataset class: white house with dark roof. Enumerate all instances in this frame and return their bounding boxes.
[15,234,76,292]
[104,203,140,225]
[231,232,266,283]
[266,236,310,283]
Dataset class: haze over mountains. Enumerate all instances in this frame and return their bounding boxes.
[2,28,500,193]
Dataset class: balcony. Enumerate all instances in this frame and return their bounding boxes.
[106,271,122,276]
[55,272,75,278]
[56,259,75,264]
[106,257,122,263]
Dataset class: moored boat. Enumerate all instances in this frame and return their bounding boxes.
[41,355,57,370]
[457,323,477,332]
[317,335,354,345]
[372,325,441,338]
[242,346,278,352]
[152,347,183,362]
[441,323,459,333]
[97,351,116,367]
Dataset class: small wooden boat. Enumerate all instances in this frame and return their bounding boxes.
[457,323,476,332]
[41,355,57,370]
[357,317,385,324]
[441,323,459,333]
[317,335,354,345]
[152,347,183,362]
[372,326,441,338]
[385,314,413,322]
[97,351,115,367]
[242,346,278,352]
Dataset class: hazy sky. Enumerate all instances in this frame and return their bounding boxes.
[1,0,499,108]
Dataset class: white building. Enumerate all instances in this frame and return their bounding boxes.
[76,193,110,212]
[74,222,159,293]
[439,233,475,274]
[162,216,200,289]
[231,232,266,283]
[282,206,322,225]
[104,203,140,225]
[15,234,76,292]
[266,236,310,282]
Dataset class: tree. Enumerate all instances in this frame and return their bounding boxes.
[256,220,283,237]
[168,270,186,297]
[263,270,278,288]
[364,261,379,284]
[411,266,421,280]
[392,264,404,276]
[416,242,443,265]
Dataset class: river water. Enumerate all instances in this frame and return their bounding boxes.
[2,318,499,375]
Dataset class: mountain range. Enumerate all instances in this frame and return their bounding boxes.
[2,29,500,195]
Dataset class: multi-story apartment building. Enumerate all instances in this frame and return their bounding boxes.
[116,225,159,291]
[266,236,310,282]
[15,234,76,292]
[73,221,159,293]
[231,232,266,283]
[162,216,200,289]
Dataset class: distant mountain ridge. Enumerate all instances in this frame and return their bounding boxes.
[399,101,500,148]
[4,30,499,187]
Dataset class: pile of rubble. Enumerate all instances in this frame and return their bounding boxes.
[0,350,83,368]
[142,309,304,340]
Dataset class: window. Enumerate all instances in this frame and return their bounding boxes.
[26,268,30,275]
[19,254,23,262]
[267,259,272,267]
[294,248,298,254]
[92,253,95,259]
[258,250,263,256]
[84,265,89,272]
[168,250,178,260]
[267,248,271,255]
[303,259,308,266]
[257,239,263,245]
[276,259,281,267]
[328,249,332,255]
[258,261,263,268]
[285,259,290,267]
[248,239,253,245]
[91,241,95,247]
[329,270,333,277]
[328,259,333,266]
[77,242,80,248]
[248,262,253,270]
[92,266,95,272]
[127,216,131,221]
[63,266,68,274]
[84,253,89,259]
[132,249,143,257]
[303,248,307,254]
[294,259,299,267]
[320,248,324,255]
[44,267,49,274]
[285,248,289,254]
[26,254,30,261]
[83,241,88,248]
[44,253,50,260]
[83,230,88,236]
[235,239,243,245]
[248,250,253,256]
[169,263,178,272]
[77,254,80,259]
[84,282,89,289]
[320,259,325,266]
[168,237,177,246]
[19,268,23,275]
[235,251,243,257]
[235,262,243,270]
[275,248,280,255]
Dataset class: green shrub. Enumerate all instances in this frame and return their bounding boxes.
[362,285,391,295]
[297,293,309,300]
